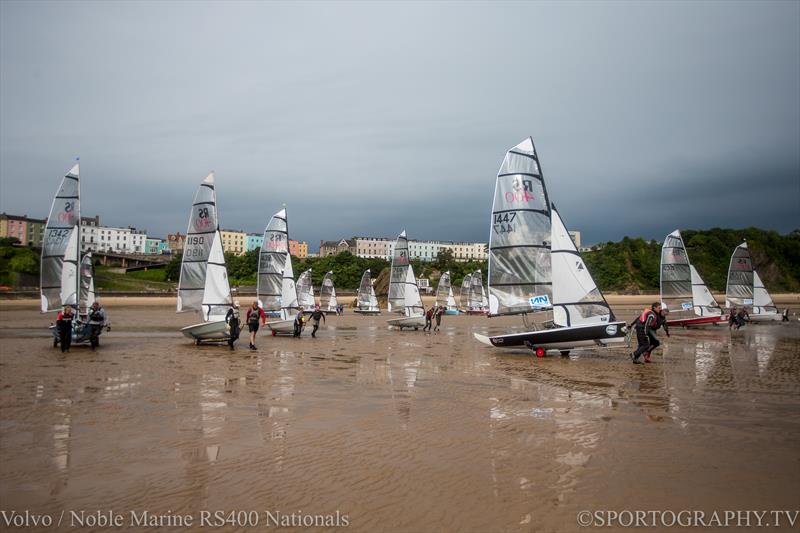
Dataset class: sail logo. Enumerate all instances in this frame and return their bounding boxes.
[504,177,535,204]
[576,261,584,271]
[681,302,693,310]
[528,294,551,308]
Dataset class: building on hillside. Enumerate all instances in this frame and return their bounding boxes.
[354,237,392,260]
[0,213,47,246]
[220,229,246,255]
[145,238,169,255]
[81,225,147,254]
[289,240,308,258]
[167,232,186,253]
[246,233,264,252]
[437,242,488,262]
[320,239,356,257]
[306,252,319,258]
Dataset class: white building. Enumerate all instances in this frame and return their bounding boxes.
[354,237,392,259]
[351,236,487,262]
[81,225,147,254]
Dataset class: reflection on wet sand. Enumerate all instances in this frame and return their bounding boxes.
[0,304,798,532]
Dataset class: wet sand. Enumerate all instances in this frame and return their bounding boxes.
[1,301,799,532]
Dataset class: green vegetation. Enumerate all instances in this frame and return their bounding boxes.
[93,266,173,291]
[0,237,39,286]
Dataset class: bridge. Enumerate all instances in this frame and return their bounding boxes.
[93,251,172,270]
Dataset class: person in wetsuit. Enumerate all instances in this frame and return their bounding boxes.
[87,301,107,350]
[434,306,444,332]
[631,302,669,364]
[309,306,326,338]
[246,301,266,350]
[423,306,433,331]
[225,301,241,350]
[56,305,75,353]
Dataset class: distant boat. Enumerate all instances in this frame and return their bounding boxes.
[297,268,316,311]
[465,269,489,315]
[725,241,781,322]
[386,230,426,329]
[42,163,105,346]
[320,271,338,313]
[354,269,381,315]
[257,208,288,319]
[177,172,234,343]
[266,250,301,334]
[474,138,627,355]
[660,230,724,326]
[434,271,459,314]
[459,272,472,312]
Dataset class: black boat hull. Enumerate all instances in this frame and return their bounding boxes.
[474,321,628,351]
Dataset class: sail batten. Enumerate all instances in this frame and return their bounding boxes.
[487,138,552,316]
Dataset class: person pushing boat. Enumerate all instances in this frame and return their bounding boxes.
[225,301,241,350]
[87,301,108,350]
[434,306,444,332]
[246,301,266,350]
[309,305,326,338]
[56,305,75,353]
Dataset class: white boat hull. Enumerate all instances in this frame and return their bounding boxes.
[354,308,381,315]
[387,315,426,329]
[266,318,296,335]
[181,320,229,342]
[748,312,782,322]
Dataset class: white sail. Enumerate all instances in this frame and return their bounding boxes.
[257,209,289,312]
[357,270,379,311]
[753,271,777,313]
[177,172,232,321]
[435,272,455,308]
[79,253,95,316]
[487,138,552,315]
[388,230,410,313]
[725,242,754,308]
[690,265,722,317]
[460,273,472,309]
[280,251,299,320]
[469,270,485,310]
[41,163,81,312]
[320,271,338,311]
[297,269,315,310]
[550,207,614,327]
[660,230,693,314]
[403,264,424,317]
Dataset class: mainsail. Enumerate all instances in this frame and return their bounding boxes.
[297,269,315,310]
[660,230,693,314]
[257,209,289,312]
[460,273,473,309]
[726,242,754,307]
[550,206,614,326]
[357,270,379,311]
[388,230,411,313]
[79,253,96,316]
[41,164,81,312]
[469,270,486,310]
[487,138,552,315]
[320,271,338,311]
[280,251,299,320]
[435,271,456,309]
[176,172,233,322]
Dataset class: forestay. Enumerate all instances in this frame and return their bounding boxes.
[487,138,552,316]
[726,242,754,307]
[176,172,233,322]
[41,164,81,312]
[320,271,338,311]
[388,230,411,313]
[550,207,614,327]
[660,230,693,314]
[297,269,315,310]
[258,209,289,312]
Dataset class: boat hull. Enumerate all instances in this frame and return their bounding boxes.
[181,320,229,342]
[50,322,103,346]
[353,308,381,315]
[266,318,296,335]
[474,321,628,352]
[444,309,459,315]
[465,310,487,316]
[668,315,724,327]
[748,312,782,323]
[387,315,426,329]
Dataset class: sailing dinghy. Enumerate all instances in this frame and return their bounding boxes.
[42,164,106,346]
[459,273,473,312]
[177,172,234,343]
[354,269,381,314]
[386,230,426,329]
[660,230,724,326]
[466,270,489,315]
[434,271,459,315]
[257,208,289,319]
[265,251,301,334]
[320,271,338,313]
[725,241,781,322]
[473,138,627,355]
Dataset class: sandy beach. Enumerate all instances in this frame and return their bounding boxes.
[1,302,799,532]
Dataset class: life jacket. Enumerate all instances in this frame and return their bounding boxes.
[248,308,261,325]
[636,308,655,328]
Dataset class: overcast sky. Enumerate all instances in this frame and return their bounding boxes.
[1,1,798,248]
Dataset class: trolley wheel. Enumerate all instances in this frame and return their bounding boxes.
[560,351,570,357]
[414,327,418,331]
